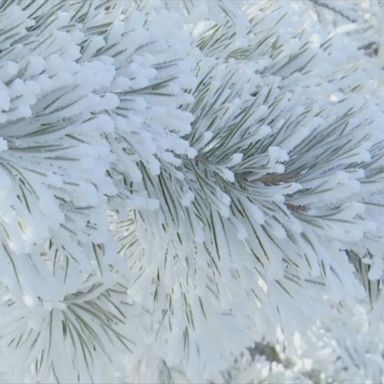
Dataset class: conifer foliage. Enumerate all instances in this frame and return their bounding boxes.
[0,1,384,382]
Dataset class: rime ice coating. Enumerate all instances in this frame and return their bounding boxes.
[0,1,384,383]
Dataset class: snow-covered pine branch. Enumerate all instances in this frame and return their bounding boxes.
[0,0,384,383]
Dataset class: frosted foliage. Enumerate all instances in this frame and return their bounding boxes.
[0,0,384,383]
[309,0,384,67]
[222,304,384,384]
